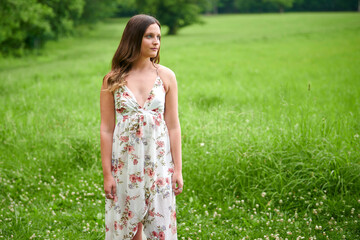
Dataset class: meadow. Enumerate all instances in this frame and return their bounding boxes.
[1,12,360,239]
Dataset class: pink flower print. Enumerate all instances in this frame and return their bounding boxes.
[150,183,155,191]
[125,145,134,153]
[130,174,137,183]
[171,226,177,234]
[116,107,125,114]
[154,118,161,126]
[143,121,147,126]
[136,127,143,138]
[106,224,109,232]
[139,115,144,122]
[136,176,143,182]
[159,231,165,240]
[120,136,129,142]
[156,177,165,187]
[149,209,155,217]
[152,231,158,237]
[156,140,164,147]
[123,91,130,98]
[147,93,154,102]
[133,226,137,232]
[146,168,155,177]
[128,211,134,219]
[114,221,119,230]
[171,211,176,220]
[118,161,124,170]
[122,115,129,122]
[133,159,138,165]
[168,168,174,174]
[166,177,170,184]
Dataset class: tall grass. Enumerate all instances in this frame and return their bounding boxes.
[1,13,359,239]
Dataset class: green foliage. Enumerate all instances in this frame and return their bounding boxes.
[80,0,119,23]
[234,0,277,13]
[38,0,85,37]
[135,0,203,35]
[264,0,295,12]
[202,0,358,13]
[0,0,119,56]
[0,0,53,55]
[114,0,138,17]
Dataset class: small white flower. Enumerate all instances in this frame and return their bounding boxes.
[200,143,205,147]
[261,192,266,197]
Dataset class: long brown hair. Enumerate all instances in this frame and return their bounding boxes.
[105,14,161,93]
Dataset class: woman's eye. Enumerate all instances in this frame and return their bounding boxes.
[146,35,152,39]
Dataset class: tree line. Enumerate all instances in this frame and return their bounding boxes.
[118,0,358,16]
[1,0,358,56]
[0,0,118,56]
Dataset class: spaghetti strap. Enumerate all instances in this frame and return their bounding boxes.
[155,65,159,78]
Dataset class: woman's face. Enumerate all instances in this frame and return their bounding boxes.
[140,23,161,59]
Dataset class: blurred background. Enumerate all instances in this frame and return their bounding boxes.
[1,0,360,239]
[0,0,359,56]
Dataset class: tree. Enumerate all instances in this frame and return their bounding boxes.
[0,0,53,55]
[80,0,119,23]
[135,0,203,35]
[38,0,85,38]
[0,0,120,55]
[263,0,295,12]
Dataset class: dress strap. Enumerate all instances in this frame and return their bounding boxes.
[155,65,159,78]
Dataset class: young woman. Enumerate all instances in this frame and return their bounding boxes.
[100,14,183,240]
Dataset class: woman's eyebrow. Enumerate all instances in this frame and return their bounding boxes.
[145,32,161,36]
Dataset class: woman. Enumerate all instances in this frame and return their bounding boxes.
[100,14,183,240]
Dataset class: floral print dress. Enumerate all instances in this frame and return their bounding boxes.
[105,75,177,240]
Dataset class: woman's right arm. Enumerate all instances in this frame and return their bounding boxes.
[100,74,116,200]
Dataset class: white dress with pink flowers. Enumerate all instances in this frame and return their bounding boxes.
[105,75,177,240]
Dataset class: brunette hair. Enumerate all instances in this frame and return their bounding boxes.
[105,14,161,92]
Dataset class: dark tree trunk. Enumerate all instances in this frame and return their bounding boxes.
[213,0,218,14]
[168,25,178,35]
[279,6,284,13]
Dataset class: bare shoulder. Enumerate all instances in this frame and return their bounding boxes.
[157,65,177,92]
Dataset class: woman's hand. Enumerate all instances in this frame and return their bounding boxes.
[104,174,117,200]
[172,171,184,196]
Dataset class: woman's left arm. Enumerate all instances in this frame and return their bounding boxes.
[164,69,183,196]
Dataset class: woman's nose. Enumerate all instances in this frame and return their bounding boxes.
[153,38,159,45]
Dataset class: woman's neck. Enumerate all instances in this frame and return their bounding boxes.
[131,56,153,72]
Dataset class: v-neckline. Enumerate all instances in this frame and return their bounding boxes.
[124,76,160,109]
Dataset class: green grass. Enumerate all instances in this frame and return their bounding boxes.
[1,12,360,239]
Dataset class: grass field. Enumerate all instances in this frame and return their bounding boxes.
[1,12,360,239]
